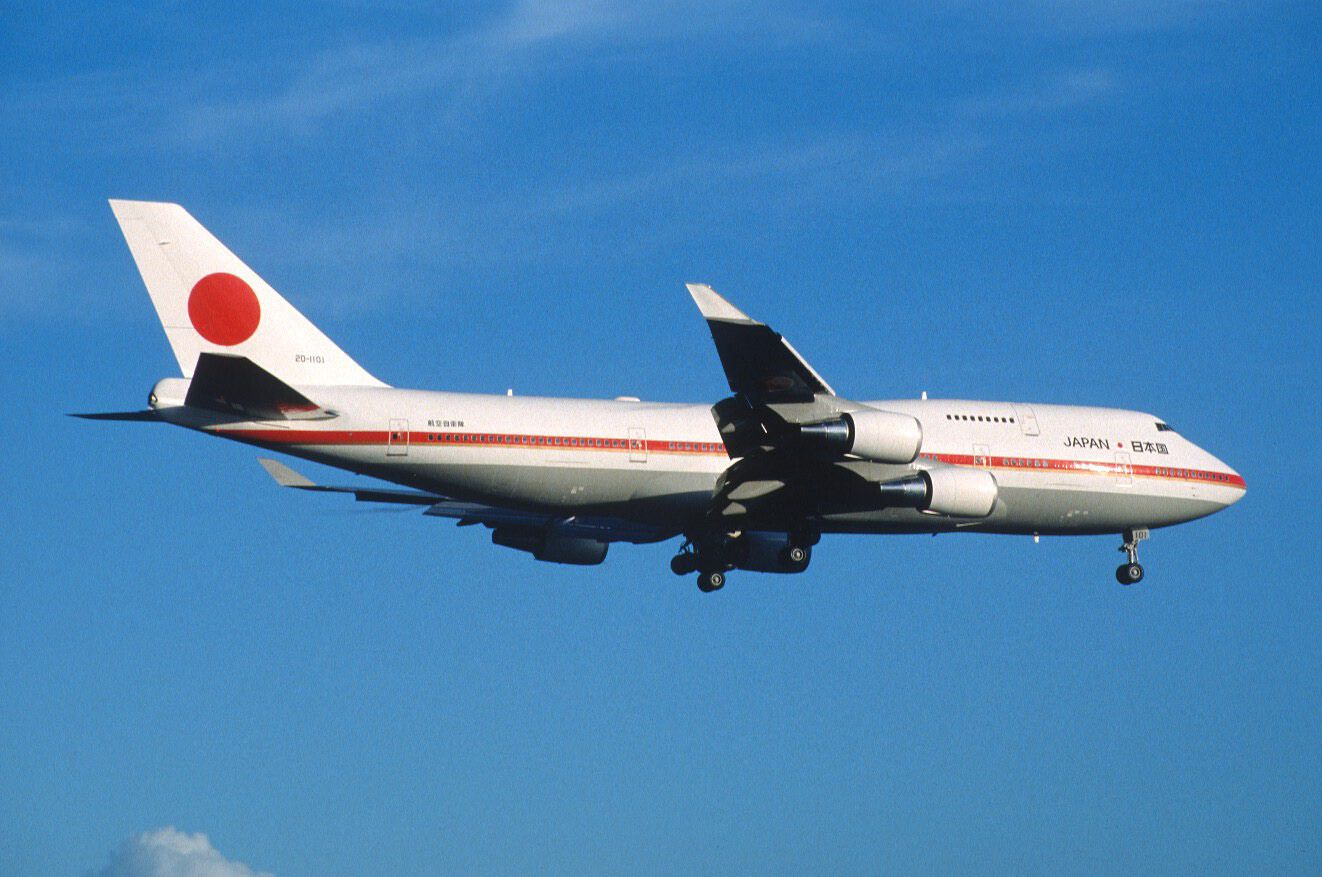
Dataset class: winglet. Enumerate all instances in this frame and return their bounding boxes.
[258,457,316,488]
[686,283,754,323]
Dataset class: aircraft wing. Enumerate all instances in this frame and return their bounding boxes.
[258,458,670,544]
[687,283,835,401]
[686,285,927,528]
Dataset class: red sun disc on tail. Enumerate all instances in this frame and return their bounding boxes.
[188,273,261,345]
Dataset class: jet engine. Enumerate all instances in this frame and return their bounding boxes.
[799,408,922,464]
[920,467,998,517]
[874,467,999,518]
[491,527,608,565]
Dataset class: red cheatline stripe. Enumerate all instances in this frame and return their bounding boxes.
[211,428,727,456]
[920,453,1245,488]
[211,428,1245,487]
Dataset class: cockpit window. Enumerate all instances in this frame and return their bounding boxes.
[1155,422,1174,432]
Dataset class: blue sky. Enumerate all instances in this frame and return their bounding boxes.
[3,2,1320,874]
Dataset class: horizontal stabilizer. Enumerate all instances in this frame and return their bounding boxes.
[69,410,160,421]
[257,458,440,504]
[187,353,333,421]
[257,457,316,488]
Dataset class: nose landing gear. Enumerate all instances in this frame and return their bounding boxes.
[1116,527,1149,585]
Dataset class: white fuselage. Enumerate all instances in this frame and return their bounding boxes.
[158,387,1246,538]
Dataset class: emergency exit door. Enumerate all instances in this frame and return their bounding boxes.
[387,419,409,456]
[628,427,647,463]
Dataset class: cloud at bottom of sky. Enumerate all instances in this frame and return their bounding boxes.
[94,827,272,877]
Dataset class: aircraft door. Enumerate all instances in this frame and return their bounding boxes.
[1114,452,1132,486]
[973,443,991,468]
[387,419,409,457]
[628,427,647,463]
[1014,405,1040,436]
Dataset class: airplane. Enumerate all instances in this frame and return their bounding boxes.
[79,200,1246,592]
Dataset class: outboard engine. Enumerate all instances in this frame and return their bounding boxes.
[491,527,608,565]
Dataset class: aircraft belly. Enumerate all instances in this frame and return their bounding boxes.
[817,482,1226,536]
[404,461,716,519]
[240,434,723,523]
[988,483,1224,533]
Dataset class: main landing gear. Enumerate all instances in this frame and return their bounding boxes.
[671,530,818,593]
[670,543,730,592]
[697,570,726,593]
[1116,527,1149,585]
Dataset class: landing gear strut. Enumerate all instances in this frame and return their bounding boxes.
[1116,527,1149,585]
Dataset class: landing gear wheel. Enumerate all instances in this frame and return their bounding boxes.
[670,553,699,576]
[1116,562,1144,585]
[697,570,726,592]
[777,544,812,573]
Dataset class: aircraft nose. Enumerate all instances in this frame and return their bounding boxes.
[1216,458,1247,506]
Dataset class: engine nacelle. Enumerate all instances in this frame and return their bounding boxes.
[491,527,608,565]
[734,531,811,574]
[919,467,998,518]
[799,408,922,464]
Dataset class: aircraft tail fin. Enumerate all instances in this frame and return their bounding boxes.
[108,200,385,388]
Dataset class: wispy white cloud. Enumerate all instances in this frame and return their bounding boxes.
[169,0,782,140]
[7,1,866,151]
[175,0,831,142]
[0,3,1144,320]
[956,68,1118,118]
[269,65,1112,252]
[94,827,272,877]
